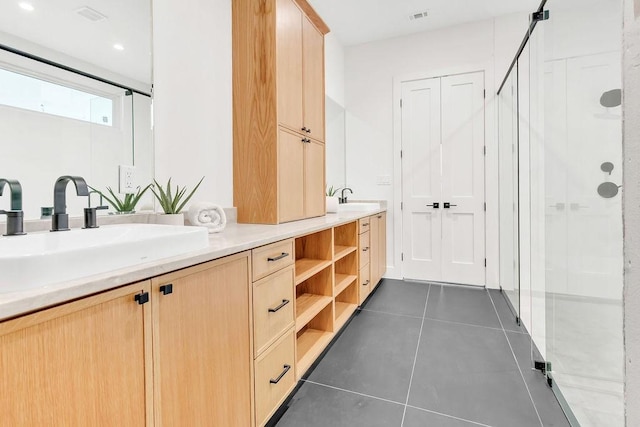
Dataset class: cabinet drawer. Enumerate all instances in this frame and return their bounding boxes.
[358,217,371,234]
[359,231,370,267]
[253,239,294,281]
[359,264,371,305]
[253,266,295,357]
[255,329,296,427]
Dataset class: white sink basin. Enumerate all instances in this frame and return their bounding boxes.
[337,202,381,212]
[0,224,209,292]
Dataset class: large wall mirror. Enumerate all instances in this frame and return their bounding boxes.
[0,0,153,220]
[325,95,346,191]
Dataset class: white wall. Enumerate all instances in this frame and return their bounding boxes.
[152,0,233,207]
[325,33,345,107]
[623,0,640,424]
[344,14,528,283]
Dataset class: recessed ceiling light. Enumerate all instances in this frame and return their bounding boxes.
[18,2,34,12]
[113,44,124,51]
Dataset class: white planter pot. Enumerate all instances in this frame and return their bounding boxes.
[326,196,339,213]
[155,213,185,226]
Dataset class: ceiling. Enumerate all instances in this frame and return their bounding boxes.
[307,0,542,46]
[0,0,151,84]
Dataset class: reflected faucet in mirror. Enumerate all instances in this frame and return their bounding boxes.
[51,176,89,232]
[339,188,353,204]
[0,178,26,236]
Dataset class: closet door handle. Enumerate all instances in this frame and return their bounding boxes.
[270,364,291,384]
[443,202,457,209]
[268,299,290,313]
[426,203,440,209]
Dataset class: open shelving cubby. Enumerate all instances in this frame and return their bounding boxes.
[295,229,333,285]
[333,221,358,262]
[294,228,334,379]
[333,222,359,330]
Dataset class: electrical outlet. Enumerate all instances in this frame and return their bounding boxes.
[119,165,137,193]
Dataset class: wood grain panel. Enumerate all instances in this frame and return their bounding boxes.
[279,127,305,222]
[304,139,326,217]
[152,252,252,427]
[277,0,304,132]
[292,0,330,34]
[255,330,296,426]
[233,0,279,224]
[253,266,295,357]
[253,238,295,281]
[302,17,325,142]
[0,283,151,427]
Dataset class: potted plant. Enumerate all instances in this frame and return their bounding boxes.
[326,185,341,213]
[151,177,204,225]
[89,184,152,214]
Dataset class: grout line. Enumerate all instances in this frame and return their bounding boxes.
[423,315,528,334]
[359,307,424,320]
[487,290,544,427]
[405,405,494,427]
[400,284,431,426]
[300,379,405,407]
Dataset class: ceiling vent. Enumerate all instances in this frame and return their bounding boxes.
[75,6,108,22]
[409,10,429,21]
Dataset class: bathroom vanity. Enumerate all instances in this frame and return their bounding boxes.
[0,208,386,427]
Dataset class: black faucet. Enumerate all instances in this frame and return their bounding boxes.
[339,187,353,204]
[83,191,109,229]
[0,178,26,236]
[51,176,89,232]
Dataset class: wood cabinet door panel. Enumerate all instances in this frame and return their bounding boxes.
[279,128,305,222]
[277,0,303,132]
[153,254,252,427]
[302,17,325,142]
[370,215,380,287]
[304,139,325,217]
[0,283,151,427]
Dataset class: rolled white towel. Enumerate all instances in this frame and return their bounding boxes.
[187,202,227,233]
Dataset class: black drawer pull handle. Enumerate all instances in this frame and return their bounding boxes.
[270,364,291,384]
[362,223,369,227]
[363,280,370,286]
[362,247,369,252]
[377,215,382,218]
[268,299,290,313]
[267,252,289,262]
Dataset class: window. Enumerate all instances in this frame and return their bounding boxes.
[0,67,114,126]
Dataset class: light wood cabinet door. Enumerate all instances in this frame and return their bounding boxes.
[279,128,305,222]
[152,253,252,427]
[277,0,303,132]
[302,16,325,142]
[370,214,381,287]
[378,212,387,282]
[0,283,152,427]
[304,138,326,218]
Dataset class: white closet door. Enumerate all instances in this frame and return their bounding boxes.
[440,72,486,285]
[401,78,443,281]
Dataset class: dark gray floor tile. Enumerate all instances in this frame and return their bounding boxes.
[488,289,527,333]
[408,320,541,427]
[403,406,485,426]
[308,310,422,402]
[506,331,571,427]
[274,381,404,427]
[426,285,502,329]
[362,279,429,318]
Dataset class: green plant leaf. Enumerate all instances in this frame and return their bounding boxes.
[151,177,204,214]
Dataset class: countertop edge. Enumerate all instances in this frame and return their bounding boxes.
[0,208,387,321]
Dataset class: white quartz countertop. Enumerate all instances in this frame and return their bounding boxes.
[0,208,386,321]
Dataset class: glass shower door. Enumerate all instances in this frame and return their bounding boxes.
[534,1,625,425]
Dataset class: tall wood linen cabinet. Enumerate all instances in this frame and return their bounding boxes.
[233,0,329,224]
